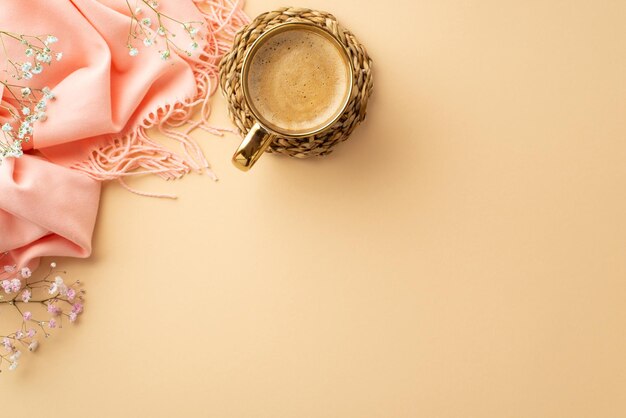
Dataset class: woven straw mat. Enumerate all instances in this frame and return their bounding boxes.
[218,7,374,158]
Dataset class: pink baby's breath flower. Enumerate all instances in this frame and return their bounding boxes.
[10,278,22,293]
[71,303,83,315]
[1,279,12,293]
[0,261,84,372]
[2,337,13,351]
[47,304,60,316]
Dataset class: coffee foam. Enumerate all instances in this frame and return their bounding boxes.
[246,28,350,134]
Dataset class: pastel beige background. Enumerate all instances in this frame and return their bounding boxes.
[2,0,626,416]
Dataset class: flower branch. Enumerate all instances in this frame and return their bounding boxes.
[0,260,84,372]
[0,31,61,164]
[126,0,203,60]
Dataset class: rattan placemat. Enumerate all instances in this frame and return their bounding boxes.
[219,7,374,158]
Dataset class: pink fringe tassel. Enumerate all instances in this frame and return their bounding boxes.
[72,0,249,195]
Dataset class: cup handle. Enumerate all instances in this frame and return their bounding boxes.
[232,123,276,171]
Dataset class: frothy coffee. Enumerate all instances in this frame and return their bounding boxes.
[246,28,351,134]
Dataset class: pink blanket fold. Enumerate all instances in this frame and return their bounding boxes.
[0,155,100,277]
[0,0,247,272]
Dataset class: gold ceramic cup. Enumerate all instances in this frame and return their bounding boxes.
[233,22,354,171]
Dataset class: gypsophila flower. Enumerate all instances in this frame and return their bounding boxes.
[42,88,55,101]
[0,261,85,372]
[55,52,63,61]
[2,337,13,350]
[0,30,61,165]
[129,47,139,57]
[126,1,204,61]
[1,281,11,294]
[190,42,198,50]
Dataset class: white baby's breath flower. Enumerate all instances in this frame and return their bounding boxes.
[1,123,12,132]
[141,18,152,27]
[36,53,52,64]
[45,35,58,45]
[128,47,139,57]
[157,27,166,36]
[9,143,23,158]
[31,64,43,74]
[28,340,39,352]
[22,71,33,80]
[21,62,32,72]
[143,38,153,47]
[8,362,18,371]
[21,107,30,116]
[42,87,55,100]
[189,27,199,36]
[55,52,63,61]
[24,48,34,57]
[159,50,170,60]
[21,87,31,97]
